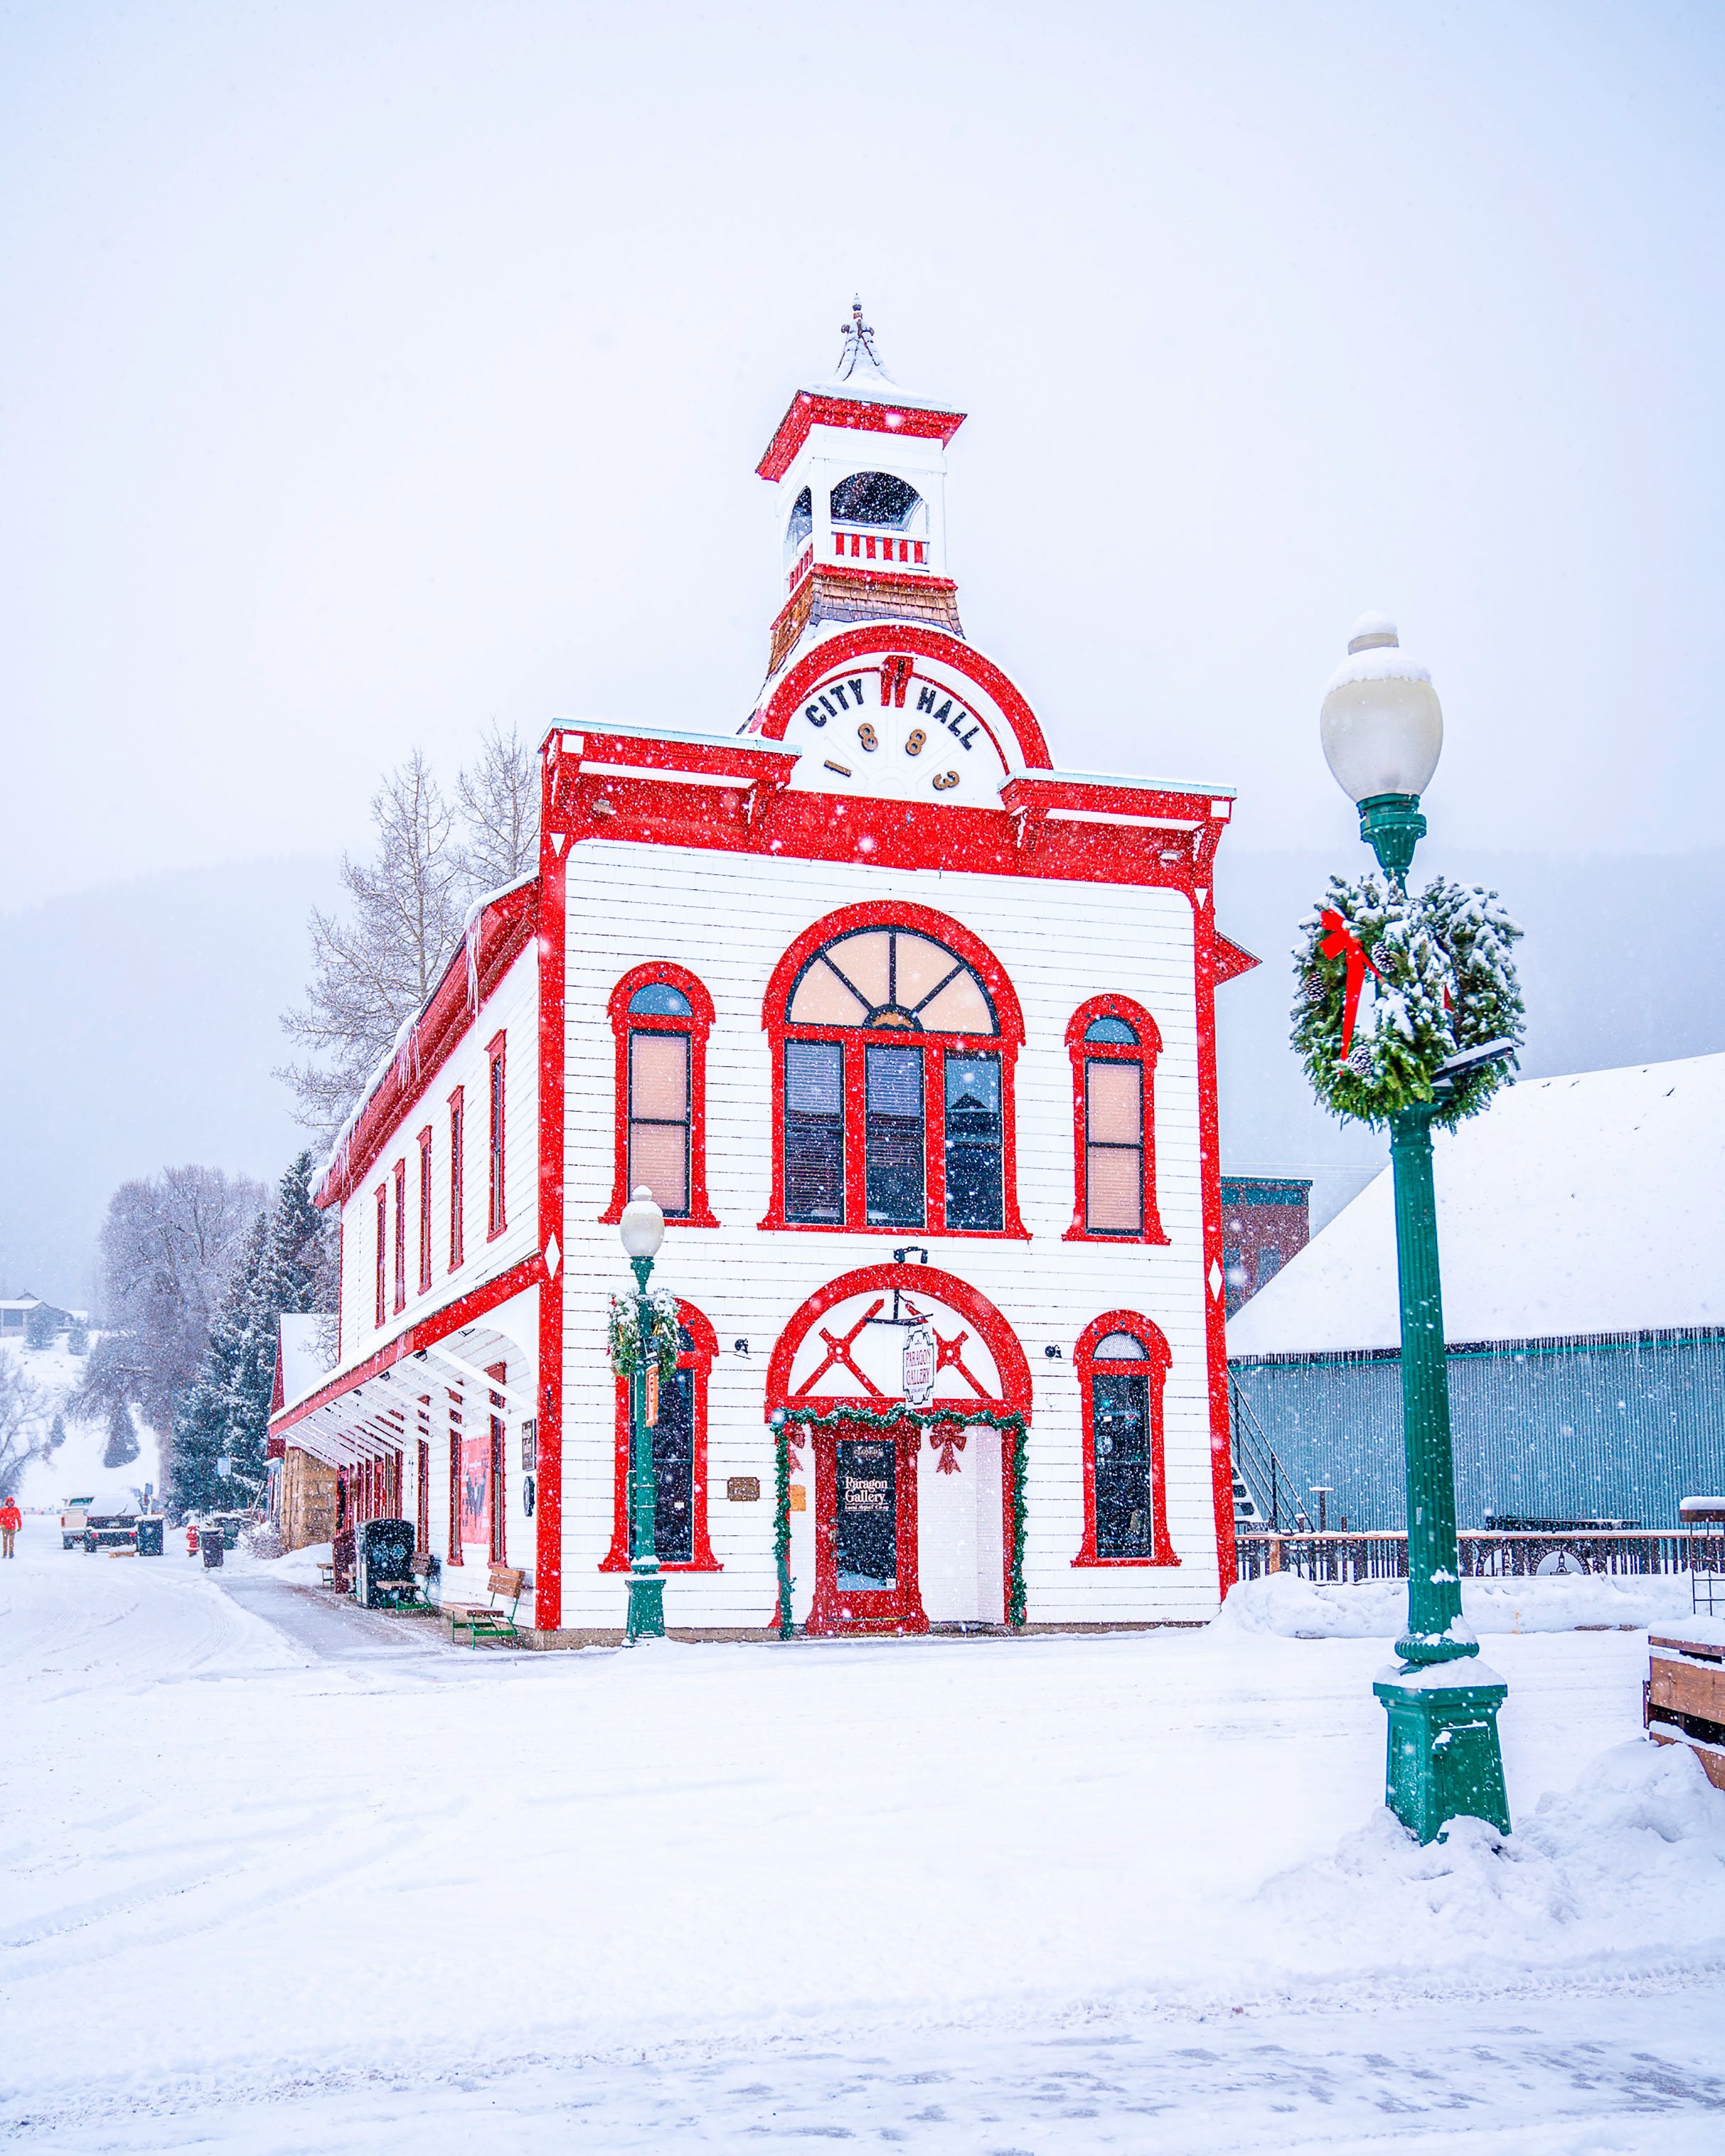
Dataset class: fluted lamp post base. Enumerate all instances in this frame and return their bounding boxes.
[624,1562,666,1643]
[1374,1665,1511,1843]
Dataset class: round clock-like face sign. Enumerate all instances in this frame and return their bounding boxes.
[777,650,1021,806]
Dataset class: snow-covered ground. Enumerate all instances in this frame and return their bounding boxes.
[2,1534,1721,2152]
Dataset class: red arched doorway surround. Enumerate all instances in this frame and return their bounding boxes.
[765,1262,1032,1635]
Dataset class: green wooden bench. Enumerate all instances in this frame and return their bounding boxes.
[445,1564,525,1646]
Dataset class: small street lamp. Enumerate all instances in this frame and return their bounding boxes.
[1319,616,1511,1843]
[619,1184,668,1643]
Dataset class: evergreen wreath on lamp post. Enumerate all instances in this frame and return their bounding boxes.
[1293,873,1524,1128]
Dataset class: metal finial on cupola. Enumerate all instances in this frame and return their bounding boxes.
[834,294,890,383]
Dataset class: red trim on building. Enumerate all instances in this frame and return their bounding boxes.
[546,726,1229,899]
[487,1361,508,1567]
[600,1299,720,1574]
[600,962,720,1228]
[759,626,1053,773]
[1211,933,1260,985]
[533,748,568,1631]
[316,879,538,1209]
[764,1263,1032,1634]
[486,1031,507,1239]
[392,1160,407,1313]
[268,1253,544,1439]
[1191,890,1241,1596]
[755,392,966,483]
[757,902,1028,1240]
[446,1388,464,1565]
[1062,996,1169,1246]
[1070,1312,1177,1568]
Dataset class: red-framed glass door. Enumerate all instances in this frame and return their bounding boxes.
[806,1414,929,1636]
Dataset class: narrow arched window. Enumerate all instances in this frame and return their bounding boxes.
[762,907,1027,1238]
[1073,1314,1177,1567]
[604,965,718,1227]
[602,1303,720,1572]
[1064,997,1168,1245]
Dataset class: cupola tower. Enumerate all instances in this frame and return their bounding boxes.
[757,300,968,679]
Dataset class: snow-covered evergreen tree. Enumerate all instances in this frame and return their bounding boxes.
[170,1213,265,1512]
[102,1398,140,1470]
[26,1302,58,1350]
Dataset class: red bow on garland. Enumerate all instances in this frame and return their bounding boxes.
[1318,908,1384,1066]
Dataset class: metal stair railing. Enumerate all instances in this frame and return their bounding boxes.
[1228,1375,1323,1533]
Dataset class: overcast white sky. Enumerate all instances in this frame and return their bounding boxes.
[3,1,1722,915]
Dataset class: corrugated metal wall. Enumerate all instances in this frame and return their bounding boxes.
[1230,1334,1725,1529]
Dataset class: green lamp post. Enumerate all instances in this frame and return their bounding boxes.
[619,1184,668,1643]
[1319,616,1511,1843]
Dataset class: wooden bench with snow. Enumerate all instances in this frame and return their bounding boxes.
[1645,1623,1725,1792]
[443,1564,526,1647]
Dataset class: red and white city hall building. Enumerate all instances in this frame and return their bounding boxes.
[268,306,1257,1639]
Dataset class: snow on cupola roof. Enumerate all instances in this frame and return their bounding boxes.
[811,296,936,408]
[757,299,966,481]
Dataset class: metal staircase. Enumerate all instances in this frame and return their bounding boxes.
[1228,1376,1325,1532]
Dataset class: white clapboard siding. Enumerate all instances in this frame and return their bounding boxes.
[557,839,1221,1630]
[333,945,540,1378]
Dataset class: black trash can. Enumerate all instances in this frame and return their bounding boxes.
[200,1526,224,1568]
[135,1516,164,1556]
[357,1518,416,1609]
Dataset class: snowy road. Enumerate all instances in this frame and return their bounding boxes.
[2,1533,1722,2152]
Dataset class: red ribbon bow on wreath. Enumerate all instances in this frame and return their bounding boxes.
[1318,908,1384,1066]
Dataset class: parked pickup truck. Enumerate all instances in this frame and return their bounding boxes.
[61,1500,139,1552]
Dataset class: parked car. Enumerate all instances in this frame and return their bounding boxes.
[60,1496,96,1550]
[81,1511,139,1552]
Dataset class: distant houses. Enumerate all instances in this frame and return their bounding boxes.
[0,1292,87,1342]
[1226,1054,1725,1530]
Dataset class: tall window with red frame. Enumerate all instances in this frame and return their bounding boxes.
[602,967,718,1227]
[392,1160,407,1312]
[448,1086,465,1271]
[772,922,1023,1236]
[486,1362,508,1565]
[486,1033,507,1238]
[1064,998,1168,1245]
[373,1186,387,1327]
[1073,1314,1177,1566]
[416,1127,432,1294]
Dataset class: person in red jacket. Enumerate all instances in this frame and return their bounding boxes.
[186,1521,201,1557]
[0,1497,22,1557]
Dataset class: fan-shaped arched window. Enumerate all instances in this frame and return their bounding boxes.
[784,486,813,568]
[1073,1313,1177,1567]
[603,965,718,1228]
[762,908,1026,1238]
[829,471,923,527]
[1064,996,1168,1245]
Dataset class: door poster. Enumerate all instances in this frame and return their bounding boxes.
[459,1431,491,1549]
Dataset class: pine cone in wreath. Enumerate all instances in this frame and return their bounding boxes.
[1303,968,1328,1005]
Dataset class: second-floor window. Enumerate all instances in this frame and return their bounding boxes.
[486,1033,506,1238]
[603,966,718,1228]
[764,910,1026,1237]
[417,1127,432,1295]
[392,1160,407,1312]
[1065,998,1168,1245]
[374,1186,387,1327]
[449,1087,464,1271]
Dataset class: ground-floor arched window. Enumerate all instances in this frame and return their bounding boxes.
[1072,1312,1177,1567]
[601,1299,720,1572]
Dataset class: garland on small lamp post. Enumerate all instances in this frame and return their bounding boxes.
[611,1186,677,1643]
[1302,614,1525,1844]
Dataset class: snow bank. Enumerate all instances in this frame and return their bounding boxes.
[1214,1569,1696,1638]
[1264,1739,1725,1965]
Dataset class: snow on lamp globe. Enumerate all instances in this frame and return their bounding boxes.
[1319,613,1443,884]
[619,1185,666,1264]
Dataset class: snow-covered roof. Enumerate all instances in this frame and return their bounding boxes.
[799,297,952,412]
[277,1314,336,1412]
[1227,1051,1725,1356]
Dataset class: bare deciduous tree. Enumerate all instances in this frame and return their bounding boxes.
[75,1166,267,1450]
[279,729,542,1142]
[456,719,540,894]
[278,751,469,1138]
[0,1352,48,1502]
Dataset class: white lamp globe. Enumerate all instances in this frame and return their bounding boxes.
[619,1186,666,1260]
[1319,615,1443,804]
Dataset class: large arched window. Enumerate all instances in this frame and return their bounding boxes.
[603,965,718,1228]
[1064,996,1168,1245]
[761,906,1027,1238]
[601,1301,718,1573]
[1072,1313,1177,1568]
